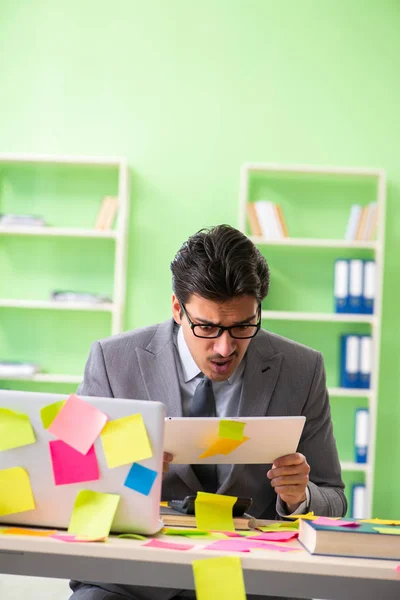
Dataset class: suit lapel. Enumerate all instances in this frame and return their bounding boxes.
[136,319,201,492]
[218,331,283,496]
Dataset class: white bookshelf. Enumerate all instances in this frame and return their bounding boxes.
[0,153,130,385]
[239,162,387,518]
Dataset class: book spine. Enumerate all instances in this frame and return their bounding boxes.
[334,259,349,313]
[275,204,288,237]
[246,204,263,237]
[354,408,369,463]
[359,335,372,389]
[355,206,368,240]
[344,204,362,241]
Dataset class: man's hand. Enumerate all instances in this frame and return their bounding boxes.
[163,452,173,477]
[267,453,310,513]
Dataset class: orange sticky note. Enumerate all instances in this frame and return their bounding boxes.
[199,436,249,459]
[1,528,56,537]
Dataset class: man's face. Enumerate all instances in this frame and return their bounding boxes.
[172,294,259,382]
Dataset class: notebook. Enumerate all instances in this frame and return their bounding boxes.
[0,389,165,535]
[299,518,400,560]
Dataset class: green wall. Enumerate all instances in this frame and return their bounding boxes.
[0,0,399,517]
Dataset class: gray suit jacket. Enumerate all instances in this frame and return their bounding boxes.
[78,318,347,519]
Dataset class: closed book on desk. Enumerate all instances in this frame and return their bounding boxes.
[299,519,400,560]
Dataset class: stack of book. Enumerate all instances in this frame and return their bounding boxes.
[247,201,288,239]
[0,361,40,378]
[334,259,375,314]
[344,203,377,241]
[340,334,372,389]
[0,214,46,227]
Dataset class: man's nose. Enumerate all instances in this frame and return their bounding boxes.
[212,330,236,357]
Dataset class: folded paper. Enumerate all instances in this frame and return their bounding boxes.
[195,492,236,532]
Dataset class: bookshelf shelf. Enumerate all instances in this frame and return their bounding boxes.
[0,226,118,239]
[249,236,378,250]
[340,462,371,473]
[328,387,372,398]
[0,374,82,384]
[261,310,376,324]
[240,161,386,519]
[0,299,115,311]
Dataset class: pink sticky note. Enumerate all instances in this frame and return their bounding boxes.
[204,539,299,553]
[48,394,107,455]
[52,534,106,543]
[247,531,298,542]
[49,440,100,485]
[396,565,400,573]
[313,517,360,528]
[211,531,245,538]
[142,539,194,551]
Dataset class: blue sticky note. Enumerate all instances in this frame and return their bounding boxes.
[124,463,158,496]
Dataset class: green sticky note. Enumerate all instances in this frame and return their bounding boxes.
[117,533,147,540]
[373,527,400,535]
[68,490,120,539]
[40,401,66,429]
[0,467,36,516]
[219,420,245,441]
[0,408,36,451]
[192,556,246,600]
[101,414,152,468]
[163,528,210,537]
[195,492,236,532]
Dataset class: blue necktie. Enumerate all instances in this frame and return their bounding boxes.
[189,377,218,492]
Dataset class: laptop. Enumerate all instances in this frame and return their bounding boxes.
[0,389,165,535]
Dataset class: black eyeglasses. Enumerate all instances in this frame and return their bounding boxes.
[181,303,261,339]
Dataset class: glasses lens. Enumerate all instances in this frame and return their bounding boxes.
[230,325,259,338]
[193,325,222,338]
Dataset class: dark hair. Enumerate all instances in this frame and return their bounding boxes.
[170,224,270,304]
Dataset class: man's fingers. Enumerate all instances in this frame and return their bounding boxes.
[269,474,309,488]
[163,452,173,463]
[267,463,310,479]
[272,453,306,468]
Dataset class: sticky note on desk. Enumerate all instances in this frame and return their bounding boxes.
[0,467,35,516]
[68,490,120,539]
[373,527,400,535]
[0,408,36,451]
[49,440,100,485]
[40,401,66,429]
[195,492,236,532]
[361,518,400,525]
[48,394,107,455]
[101,414,152,468]
[192,556,246,600]
[219,420,245,441]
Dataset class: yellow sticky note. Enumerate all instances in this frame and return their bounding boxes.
[40,401,66,429]
[68,490,120,539]
[219,420,245,441]
[361,518,400,526]
[0,467,35,516]
[192,556,246,600]
[195,492,236,532]
[286,511,315,521]
[257,522,299,532]
[0,408,36,451]
[100,414,152,468]
[199,436,249,459]
[373,527,400,535]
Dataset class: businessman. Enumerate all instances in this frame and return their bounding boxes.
[70,224,346,600]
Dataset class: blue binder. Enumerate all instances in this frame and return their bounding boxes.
[354,408,369,463]
[361,260,375,314]
[351,483,366,519]
[359,335,372,389]
[348,259,363,313]
[334,259,349,313]
[340,334,360,388]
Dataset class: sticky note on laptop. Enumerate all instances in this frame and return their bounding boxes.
[101,414,152,468]
[40,401,66,429]
[49,440,100,485]
[0,467,35,516]
[68,490,120,539]
[48,394,107,455]
[0,408,36,451]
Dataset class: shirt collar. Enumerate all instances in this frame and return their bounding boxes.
[176,325,245,385]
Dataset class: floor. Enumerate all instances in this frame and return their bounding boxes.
[0,575,71,599]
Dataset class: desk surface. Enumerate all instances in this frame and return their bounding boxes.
[0,530,399,600]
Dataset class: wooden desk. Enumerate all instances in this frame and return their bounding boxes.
[0,531,399,599]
